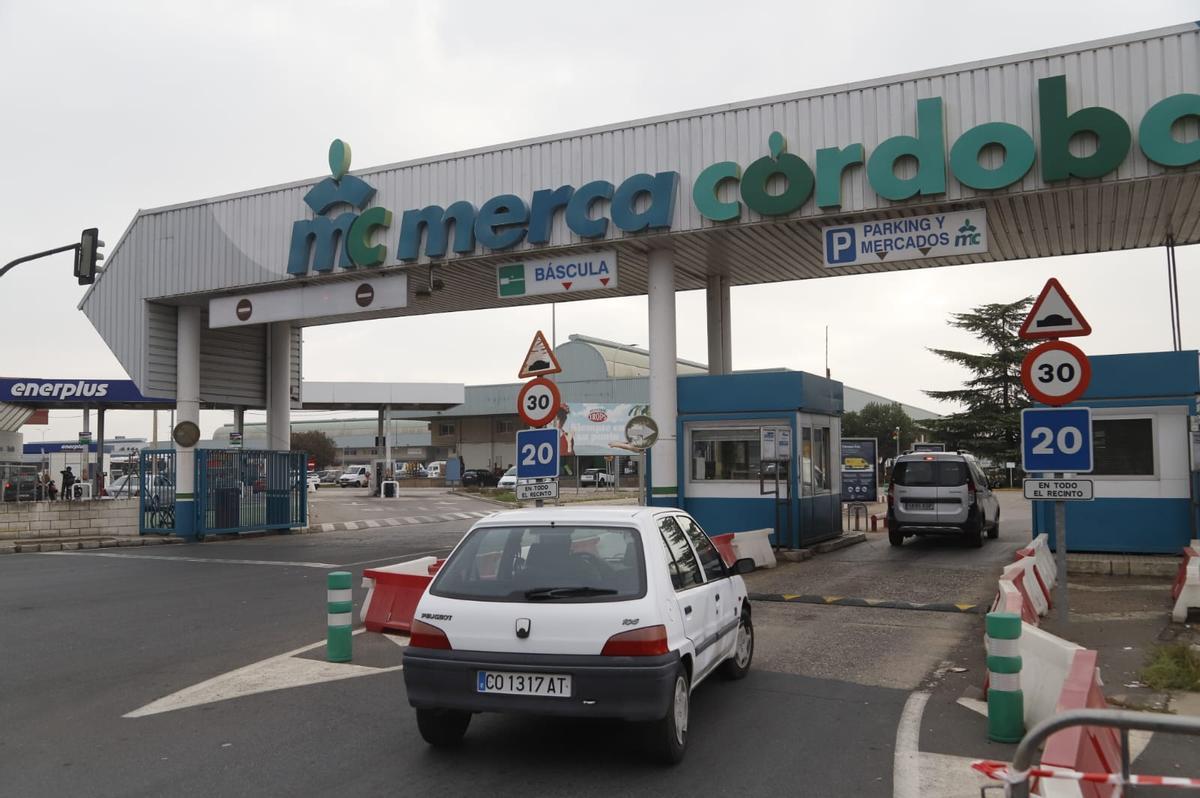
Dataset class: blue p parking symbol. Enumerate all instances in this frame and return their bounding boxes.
[825,227,857,265]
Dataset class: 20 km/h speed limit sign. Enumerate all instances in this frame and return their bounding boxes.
[1021,340,1091,406]
[517,377,561,428]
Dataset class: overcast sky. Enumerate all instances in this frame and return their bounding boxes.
[1,1,1197,443]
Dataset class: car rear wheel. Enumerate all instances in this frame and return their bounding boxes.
[720,610,754,680]
[416,708,471,747]
[888,528,904,547]
[987,514,1000,540]
[965,517,984,548]
[651,665,689,765]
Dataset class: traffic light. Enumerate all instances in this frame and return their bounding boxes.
[75,228,104,285]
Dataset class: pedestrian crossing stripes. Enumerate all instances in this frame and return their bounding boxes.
[319,510,493,533]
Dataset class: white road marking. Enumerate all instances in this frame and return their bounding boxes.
[42,551,340,568]
[343,522,360,530]
[321,523,335,532]
[339,548,453,567]
[124,630,405,718]
[451,512,473,519]
[955,696,988,718]
[893,691,928,798]
[364,520,381,529]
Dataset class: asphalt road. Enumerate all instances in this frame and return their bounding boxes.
[0,490,1033,797]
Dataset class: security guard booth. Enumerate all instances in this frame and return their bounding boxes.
[662,371,843,548]
[1031,350,1199,554]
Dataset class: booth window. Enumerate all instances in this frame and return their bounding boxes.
[438,422,455,437]
[690,428,762,481]
[1092,418,1154,476]
[801,425,831,494]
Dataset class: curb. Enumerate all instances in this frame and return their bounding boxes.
[810,532,868,554]
[750,592,983,614]
[3,535,181,554]
[1067,553,1181,578]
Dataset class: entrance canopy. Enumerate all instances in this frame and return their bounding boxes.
[80,24,1199,405]
[298,382,464,412]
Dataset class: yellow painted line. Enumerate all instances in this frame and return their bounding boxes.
[955,603,978,612]
[864,598,887,606]
[781,594,802,600]
[823,596,842,604]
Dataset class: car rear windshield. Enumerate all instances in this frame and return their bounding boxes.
[893,460,970,487]
[429,525,646,602]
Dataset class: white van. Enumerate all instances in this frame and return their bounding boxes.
[338,465,370,488]
[426,461,446,479]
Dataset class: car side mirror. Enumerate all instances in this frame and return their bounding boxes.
[733,557,756,575]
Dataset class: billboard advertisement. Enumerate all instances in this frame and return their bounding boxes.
[840,437,878,502]
[557,403,649,456]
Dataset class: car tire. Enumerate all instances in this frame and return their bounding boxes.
[966,518,984,548]
[719,609,754,680]
[651,664,690,765]
[888,528,904,547]
[416,708,471,747]
[987,514,1000,540]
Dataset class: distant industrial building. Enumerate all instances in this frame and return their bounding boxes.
[211,335,939,471]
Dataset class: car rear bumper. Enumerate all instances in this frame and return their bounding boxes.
[403,647,679,721]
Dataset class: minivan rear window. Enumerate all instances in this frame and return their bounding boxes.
[429,525,645,602]
[893,460,970,487]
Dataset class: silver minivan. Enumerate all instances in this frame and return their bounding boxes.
[886,452,999,548]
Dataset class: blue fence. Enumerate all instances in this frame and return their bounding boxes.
[138,448,307,538]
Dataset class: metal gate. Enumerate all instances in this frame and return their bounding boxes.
[195,450,307,537]
[138,449,177,534]
[138,448,307,538]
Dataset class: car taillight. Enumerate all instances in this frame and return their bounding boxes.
[967,480,977,505]
[601,625,669,656]
[409,619,452,650]
[886,482,895,509]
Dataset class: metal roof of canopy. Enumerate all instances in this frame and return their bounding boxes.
[79,23,1200,403]
[298,382,464,411]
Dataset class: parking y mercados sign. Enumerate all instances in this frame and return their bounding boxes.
[288,76,1200,276]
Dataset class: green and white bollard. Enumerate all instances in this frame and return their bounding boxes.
[327,571,353,663]
[986,611,1024,743]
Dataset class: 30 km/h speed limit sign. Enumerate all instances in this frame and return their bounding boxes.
[1021,340,1091,406]
[517,377,561,428]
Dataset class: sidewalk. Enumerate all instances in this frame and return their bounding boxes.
[915,568,1199,796]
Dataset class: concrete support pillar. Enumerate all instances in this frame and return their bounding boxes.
[648,247,678,506]
[81,406,91,480]
[95,408,106,496]
[234,407,245,441]
[705,274,734,375]
[721,276,732,374]
[383,405,392,477]
[706,275,723,375]
[176,305,201,539]
[266,322,291,451]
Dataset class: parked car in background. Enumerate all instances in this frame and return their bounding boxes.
[461,468,498,487]
[307,474,321,491]
[497,466,517,489]
[319,470,340,485]
[580,468,613,487]
[403,506,757,763]
[2,473,39,502]
[886,451,1000,548]
[427,461,446,479]
[339,465,370,488]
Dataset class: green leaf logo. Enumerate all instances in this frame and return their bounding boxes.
[328,139,352,180]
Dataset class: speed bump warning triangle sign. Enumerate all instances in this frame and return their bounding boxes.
[1019,278,1091,340]
[519,330,562,378]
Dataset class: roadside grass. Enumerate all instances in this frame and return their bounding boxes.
[490,490,516,503]
[1141,644,1200,691]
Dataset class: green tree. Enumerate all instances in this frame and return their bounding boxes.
[291,430,338,469]
[842,402,923,457]
[923,297,1034,468]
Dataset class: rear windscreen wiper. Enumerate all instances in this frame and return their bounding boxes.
[524,586,619,600]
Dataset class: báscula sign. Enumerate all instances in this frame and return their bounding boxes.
[497,251,618,297]
[288,78,1200,275]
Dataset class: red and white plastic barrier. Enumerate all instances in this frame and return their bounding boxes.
[731,528,776,569]
[1039,649,1122,798]
[711,533,737,567]
[1017,625,1084,729]
[360,556,443,634]
[1172,539,1200,623]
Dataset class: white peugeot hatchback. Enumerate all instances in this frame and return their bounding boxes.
[402,506,755,764]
